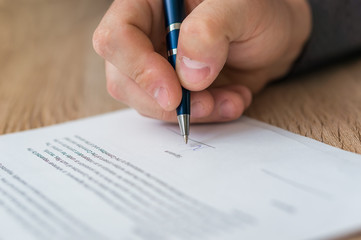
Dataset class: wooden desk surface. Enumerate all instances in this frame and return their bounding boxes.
[0,1,360,239]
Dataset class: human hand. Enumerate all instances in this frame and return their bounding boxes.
[93,0,311,123]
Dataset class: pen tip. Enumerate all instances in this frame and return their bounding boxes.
[184,135,188,144]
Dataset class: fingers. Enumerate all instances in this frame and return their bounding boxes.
[176,0,257,91]
[97,0,255,123]
[93,0,182,111]
[191,85,252,123]
[105,61,178,122]
[106,59,252,123]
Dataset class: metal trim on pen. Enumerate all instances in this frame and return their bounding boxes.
[167,48,178,57]
[167,23,181,33]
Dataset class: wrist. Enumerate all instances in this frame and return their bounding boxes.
[284,0,312,61]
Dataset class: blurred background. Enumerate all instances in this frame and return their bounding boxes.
[0,0,123,132]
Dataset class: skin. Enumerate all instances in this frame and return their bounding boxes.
[93,0,311,123]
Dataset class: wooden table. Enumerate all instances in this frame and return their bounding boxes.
[1,1,360,239]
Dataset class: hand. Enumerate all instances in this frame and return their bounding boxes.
[93,0,311,123]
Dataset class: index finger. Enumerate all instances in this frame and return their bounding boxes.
[93,0,182,110]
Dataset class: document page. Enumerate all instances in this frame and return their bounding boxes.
[1,109,361,240]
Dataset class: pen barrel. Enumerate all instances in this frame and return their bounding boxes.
[177,88,190,115]
[163,0,185,27]
[163,0,190,116]
[166,33,179,68]
[164,0,184,68]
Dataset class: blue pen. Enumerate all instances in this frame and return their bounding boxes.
[163,0,190,144]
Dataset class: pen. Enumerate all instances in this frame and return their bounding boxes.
[163,0,190,144]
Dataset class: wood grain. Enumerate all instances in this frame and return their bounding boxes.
[246,59,361,153]
[0,0,124,134]
[0,0,360,239]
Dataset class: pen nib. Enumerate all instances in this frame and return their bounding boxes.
[184,135,188,144]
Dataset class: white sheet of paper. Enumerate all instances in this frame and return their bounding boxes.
[1,109,361,240]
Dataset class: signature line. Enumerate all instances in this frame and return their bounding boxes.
[167,128,216,149]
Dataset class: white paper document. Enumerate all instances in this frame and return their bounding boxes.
[1,109,361,240]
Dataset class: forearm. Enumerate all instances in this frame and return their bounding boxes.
[290,0,361,75]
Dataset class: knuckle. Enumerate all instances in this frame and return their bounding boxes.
[182,17,219,44]
[136,107,172,122]
[158,110,169,122]
[232,95,246,119]
[132,66,154,89]
[92,27,112,58]
[141,108,175,122]
[106,80,126,102]
[137,111,151,119]
[159,110,176,122]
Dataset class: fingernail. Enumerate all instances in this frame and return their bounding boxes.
[179,56,210,83]
[219,100,234,119]
[191,101,205,118]
[153,87,170,109]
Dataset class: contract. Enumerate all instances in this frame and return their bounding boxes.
[1,109,361,240]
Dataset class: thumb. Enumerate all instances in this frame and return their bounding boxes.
[176,0,252,91]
